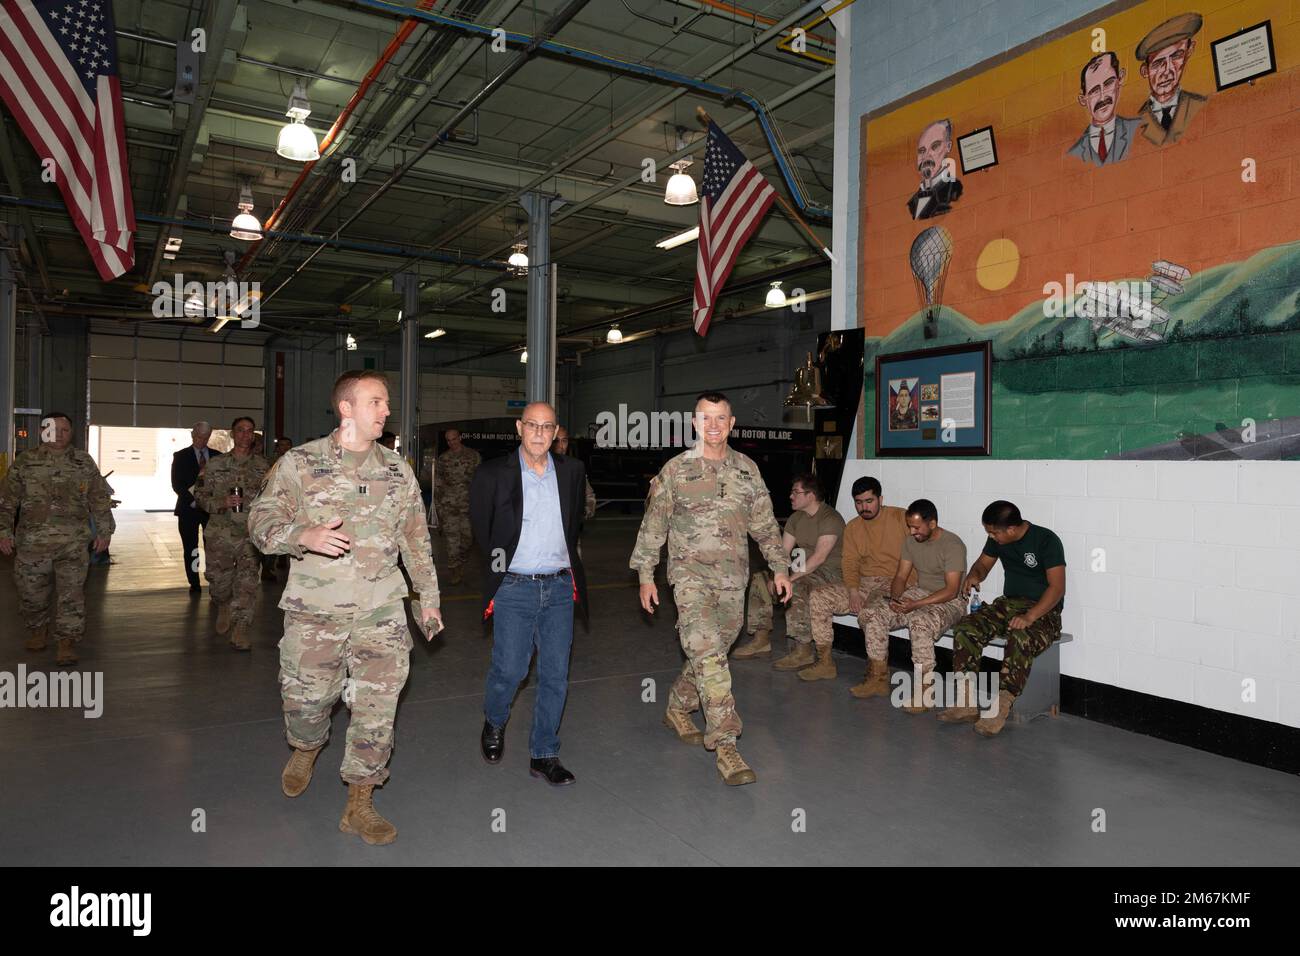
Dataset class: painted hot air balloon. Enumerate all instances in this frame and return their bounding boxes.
[909,226,953,338]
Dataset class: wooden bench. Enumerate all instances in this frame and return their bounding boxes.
[833,615,1073,722]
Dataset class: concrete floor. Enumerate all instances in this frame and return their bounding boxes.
[2,510,1299,866]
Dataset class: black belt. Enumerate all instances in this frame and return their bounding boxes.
[505,569,570,580]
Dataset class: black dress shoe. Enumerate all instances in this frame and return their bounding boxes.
[529,757,575,786]
[480,720,504,764]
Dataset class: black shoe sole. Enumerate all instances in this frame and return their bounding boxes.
[481,751,503,765]
[528,768,575,786]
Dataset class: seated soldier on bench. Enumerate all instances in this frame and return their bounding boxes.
[940,500,1066,737]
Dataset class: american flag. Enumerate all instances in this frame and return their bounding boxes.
[691,121,775,336]
[0,0,136,279]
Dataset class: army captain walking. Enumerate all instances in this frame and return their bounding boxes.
[631,391,790,786]
[249,370,442,846]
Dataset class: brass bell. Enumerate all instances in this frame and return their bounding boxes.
[785,352,830,408]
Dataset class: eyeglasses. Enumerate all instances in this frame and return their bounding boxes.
[521,421,557,435]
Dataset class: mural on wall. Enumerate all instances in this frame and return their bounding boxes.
[858,0,1300,461]
[908,119,964,218]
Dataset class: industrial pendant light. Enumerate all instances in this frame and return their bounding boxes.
[605,324,623,344]
[765,281,788,308]
[229,182,262,241]
[663,126,698,205]
[277,82,320,162]
[507,241,529,276]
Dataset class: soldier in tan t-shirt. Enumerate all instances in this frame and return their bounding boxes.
[807,476,916,693]
[858,498,967,710]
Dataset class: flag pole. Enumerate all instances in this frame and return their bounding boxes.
[695,107,834,262]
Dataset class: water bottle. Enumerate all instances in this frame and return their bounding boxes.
[968,587,981,614]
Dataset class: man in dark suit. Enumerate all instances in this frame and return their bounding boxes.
[171,421,220,592]
[469,401,588,786]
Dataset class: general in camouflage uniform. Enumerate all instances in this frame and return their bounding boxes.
[631,391,789,786]
[0,413,115,666]
[433,427,480,584]
[195,416,270,650]
[248,370,441,846]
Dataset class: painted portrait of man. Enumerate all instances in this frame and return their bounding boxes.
[907,119,963,220]
[889,380,920,431]
[1067,52,1143,166]
[1135,13,1206,146]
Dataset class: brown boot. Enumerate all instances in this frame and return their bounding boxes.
[215,602,232,635]
[229,623,251,651]
[732,628,771,659]
[715,742,756,786]
[901,667,935,714]
[797,643,837,681]
[339,783,397,845]
[281,746,322,797]
[25,624,48,651]
[849,659,890,699]
[55,638,78,666]
[974,689,1017,737]
[662,707,704,745]
[772,641,815,671]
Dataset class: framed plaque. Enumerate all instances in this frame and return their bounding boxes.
[1211,21,1276,91]
[874,341,992,456]
[957,125,998,174]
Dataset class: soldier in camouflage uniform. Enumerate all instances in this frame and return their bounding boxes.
[941,500,1066,736]
[248,371,442,846]
[0,413,115,666]
[553,426,597,519]
[858,499,967,713]
[196,416,270,651]
[631,392,790,786]
[434,426,481,584]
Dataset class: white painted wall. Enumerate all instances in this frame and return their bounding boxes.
[834,451,1300,729]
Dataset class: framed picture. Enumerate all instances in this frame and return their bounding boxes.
[874,342,991,456]
[1211,21,1276,91]
[956,125,998,174]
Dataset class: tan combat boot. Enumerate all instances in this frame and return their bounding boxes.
[715,742,757,786]
[797,643,837,681]
[25,624,48,652]
[281,746,322,797]
[901,667,935,714]
[339,783,397,845]
[974,689,1017,737]
[662,707,704,745]
[55,638,78,666]
[215,602,232,635]
[229,623,251,652]
[849,659,890,699]
[772,641,815,671]
[732,628,771,659]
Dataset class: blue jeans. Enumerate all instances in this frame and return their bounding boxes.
[483,572,575,758]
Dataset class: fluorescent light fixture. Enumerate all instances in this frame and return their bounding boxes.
[655,226,699,250]
[424,328,446,339]
[765,281,787,308]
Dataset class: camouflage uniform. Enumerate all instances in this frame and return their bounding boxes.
[248,431,439,786]
[582,477,597,520]
[859,586,966,669]
[0,444,115,645]
[630,444,786,749]
[808,577,896,648]
[745,570,773,634]
[952,597,1061,697]
[786,565,843,643]
[434,445,481,575]
[196,452,270,628]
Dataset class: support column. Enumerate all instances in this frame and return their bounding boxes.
[519,192,564,406]
[0,236,15,469]
[394,271,421,470]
